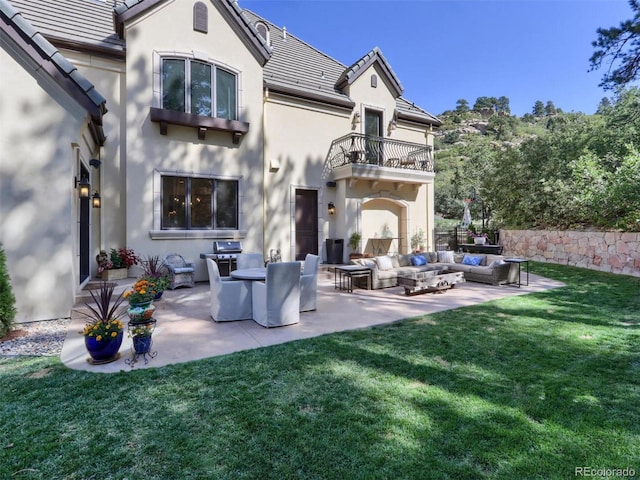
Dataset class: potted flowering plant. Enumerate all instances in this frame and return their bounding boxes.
[80,282,127,364]
[128,319,157,355]
[141,255,170,299]
[97,248,140,281]
[123,277,162,322]
[467,226,489,245]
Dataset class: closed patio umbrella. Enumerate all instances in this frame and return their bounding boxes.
[461,199,472,229]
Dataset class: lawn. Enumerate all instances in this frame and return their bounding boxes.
[1,263,638,480]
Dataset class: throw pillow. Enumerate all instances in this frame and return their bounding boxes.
[462,255,482,266]
[375,255,394,271]
[362,259,377,269]
[437,250,455,263]
[411,255,427,266]
[398,254,413,267]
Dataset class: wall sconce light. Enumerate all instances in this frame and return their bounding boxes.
[352,112,361,127]
[89,158,101,169]
[327,202,336,216]
[92,192,101,208]
[387,119,397,135]
[75,176,90,198]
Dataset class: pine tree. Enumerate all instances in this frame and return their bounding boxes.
[0,243,17,337]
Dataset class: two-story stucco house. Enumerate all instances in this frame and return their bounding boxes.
[0,0,441,322]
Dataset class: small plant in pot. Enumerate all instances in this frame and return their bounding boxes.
[80,282,127,364]
[348,232,362,259]
[411,228,426,252]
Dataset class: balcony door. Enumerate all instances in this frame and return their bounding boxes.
[364,109,383,165]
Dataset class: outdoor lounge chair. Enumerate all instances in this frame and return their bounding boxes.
[206,259,252,321]
[300,253,320,312]
[236,253,264,270]
[162,253,195,289]
[251,262,301,328]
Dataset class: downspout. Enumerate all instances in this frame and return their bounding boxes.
[262,87,268,260]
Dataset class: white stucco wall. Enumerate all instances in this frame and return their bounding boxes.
[120,1,265,280]
[0,47,95,321]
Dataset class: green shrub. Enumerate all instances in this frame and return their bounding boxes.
[0,243,17,337]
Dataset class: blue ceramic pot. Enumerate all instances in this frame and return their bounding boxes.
[85,331,123,362]
[132,335,153,354]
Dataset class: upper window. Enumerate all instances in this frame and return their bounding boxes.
[162,58,237,120]
[162,176,238,230]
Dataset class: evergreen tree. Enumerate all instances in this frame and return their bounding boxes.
[533,100,545,116]
[597,97,613,114]
[545,101,557,116]
[590,0,640,89]
[0,243,17,337]
[496,96,511,114]
[455,99,470,113]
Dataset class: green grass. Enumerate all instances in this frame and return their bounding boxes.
[1,263,638,479]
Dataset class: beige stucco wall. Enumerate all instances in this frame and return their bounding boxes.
[63,50,126,276]
[120,1,265,280]
[0,47,96,321]
[263,94,347,261]
[264,61,434,263]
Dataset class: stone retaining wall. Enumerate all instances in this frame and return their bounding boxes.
[500,230,640,277]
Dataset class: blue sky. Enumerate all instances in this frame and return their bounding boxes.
[240,0,635,116]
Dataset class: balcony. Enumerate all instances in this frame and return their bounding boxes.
[327,134,434,186]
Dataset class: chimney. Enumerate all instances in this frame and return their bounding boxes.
[282,26,287,41]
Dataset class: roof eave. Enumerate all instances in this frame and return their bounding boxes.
[1,1,107,145]
[397,110,442,127]
[265,80,355,110]
[336,47,403,98]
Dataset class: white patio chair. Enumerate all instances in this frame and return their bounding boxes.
[236,253,264,270]
[300,253,320,312]
[251,262,300,328]
[206,259,252,321]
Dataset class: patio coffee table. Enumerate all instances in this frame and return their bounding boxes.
[397,270,465,296]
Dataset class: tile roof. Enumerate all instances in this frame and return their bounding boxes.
[4,0,440,126]
[7,0,125,56]
[242,10,354,109]
[1,0,107,144]
[242,9,440,125]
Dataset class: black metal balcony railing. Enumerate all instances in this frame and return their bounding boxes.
[327,133,434,172]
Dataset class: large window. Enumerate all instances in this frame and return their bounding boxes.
[161,176,238,230]
[162,58,237,120]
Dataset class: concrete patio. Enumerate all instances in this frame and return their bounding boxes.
[62,268,565,373]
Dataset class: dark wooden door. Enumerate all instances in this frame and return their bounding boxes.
[79,164,90,283]
[295,189,318,261]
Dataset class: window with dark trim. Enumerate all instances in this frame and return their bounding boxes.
[161,58,237,120]
[161,176,238,230]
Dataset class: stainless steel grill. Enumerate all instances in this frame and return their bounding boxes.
[211,241,242,276]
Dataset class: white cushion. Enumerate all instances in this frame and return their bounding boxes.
[375,255,394,271]
[437,250,455,263]
[362,259,377,268]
